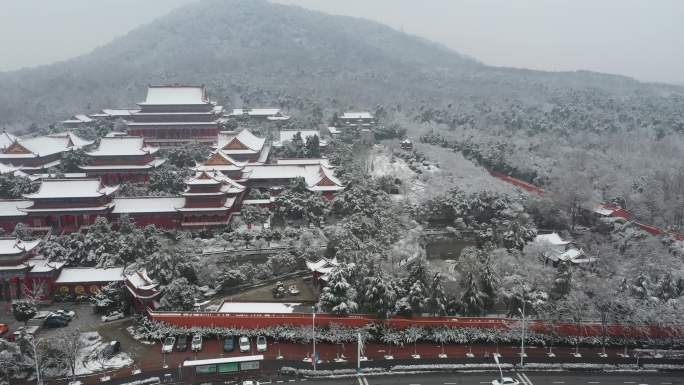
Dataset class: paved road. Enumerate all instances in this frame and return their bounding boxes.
[296,372,683,385]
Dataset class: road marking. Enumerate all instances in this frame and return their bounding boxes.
[521,373,534,385]
[661,383,672,384]
[444,383,458,384]
[624,383,635,384]
[261,382,271,384]
[552,382,565,384]
[362,378,369,385]
[276,381,283,383]
[516,374,528,385]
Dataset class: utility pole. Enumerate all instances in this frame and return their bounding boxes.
[357,332,362,373]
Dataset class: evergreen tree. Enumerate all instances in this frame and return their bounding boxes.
[551,262,573,299]
[318,266,358,314]
[460,272,485,316]
[426,273,447,316]
[159,278,199,311]
[480,259,499,311]
[305,134,321,157]
[407,280,427,314]
[12,299,37,325]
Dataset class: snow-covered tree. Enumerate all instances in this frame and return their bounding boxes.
[90,281,127,314]
[460,272,485,316]
[159,278,199,311]
[318,266,358,315]
[425,273,447,316]
[12,299,37,325]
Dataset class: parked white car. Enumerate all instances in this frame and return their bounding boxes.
[492,378,519,385]
[101,311,124,322]
[239,336,250,352]
[161,336,176,353]
[191,334,203,352]
[256,336,267,352]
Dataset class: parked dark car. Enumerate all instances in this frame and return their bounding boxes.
[43,317,69,328]
[223,336,235,352]
[102,340,121,359]
[176,335,188,352]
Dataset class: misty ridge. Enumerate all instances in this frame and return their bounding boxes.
[1,0,682,229]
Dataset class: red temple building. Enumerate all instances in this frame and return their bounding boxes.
[242,159,344,198]
[177,170,247,228]
[0,237,65,301]
[21,178,119,232]
[54,267,125,296]
[80,136,166,184]
[125,269,161,312]
[216,129,270,163]
[0,132,93,173]
[125,85,224,148]
[193,149,247,180]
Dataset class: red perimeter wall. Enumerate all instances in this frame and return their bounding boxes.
[148,311,682,339]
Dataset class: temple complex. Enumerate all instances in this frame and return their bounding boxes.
[125,85,224,148]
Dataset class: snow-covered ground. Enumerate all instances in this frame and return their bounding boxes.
[75,332,133,375]
[413,143,518,198]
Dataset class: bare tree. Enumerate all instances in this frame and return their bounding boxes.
[53,329,85,381]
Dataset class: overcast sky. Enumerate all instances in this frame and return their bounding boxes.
[1,0,682,84]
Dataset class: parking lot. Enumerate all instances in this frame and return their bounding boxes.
[0,302,107,339]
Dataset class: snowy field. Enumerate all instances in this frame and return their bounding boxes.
[413,143,519,198]
[368,143,519,202]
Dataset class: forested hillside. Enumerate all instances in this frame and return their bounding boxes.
[1,0,682,133]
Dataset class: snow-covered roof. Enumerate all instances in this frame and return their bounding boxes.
[79,159,166,171]
[0,163,28,177]
[111,197,185,214]
[27,257,65,273]
[0,200,31,217]
[55,267,125,283]
[0,238,41,256]
[47,132,93,148]
[100,109,140,117]
[327,126,341,135]
[558,248,584,262]
[24,179,118,199]
[340,112,373,120]
[62,114,93,124]
[87,136,159,157]
[0,132,18,149]
[183,355,264,367]
[230,108,282,117]
[195,150,247,172]
[243,163,344,191]
[28,172,87,181]
[183,171,246,197]
[593,206,615,216]
[306,257,338,274]
[0,133,92,159]
[140,85,207,105]
[126,270,159,291]
[217,130,266,152]
[276,158,332,167]
[534,233,570,246]
[218,301,307,314]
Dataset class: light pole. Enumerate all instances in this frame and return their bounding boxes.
[518,301,526,367]
[312,306,316,371]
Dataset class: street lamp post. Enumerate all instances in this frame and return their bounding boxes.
[519,306,526,366]
[312,306,316,371]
